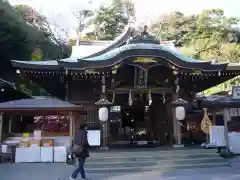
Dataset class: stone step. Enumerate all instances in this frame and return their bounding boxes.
[82,149,230,173]
[88,153,220,162]
[85,157,227,168]
[89,149,218,157]
[84,162,230,173]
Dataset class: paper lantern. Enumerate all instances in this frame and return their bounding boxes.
[175,106,185,120]
[98,107,109,122]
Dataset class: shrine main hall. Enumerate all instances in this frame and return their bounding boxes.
[10,24,240,148]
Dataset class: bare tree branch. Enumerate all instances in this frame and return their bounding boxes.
[72,8,94,36]
[33,12,70,53]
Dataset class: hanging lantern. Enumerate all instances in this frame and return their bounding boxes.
[175,106,185,120]
[98,106,109,122]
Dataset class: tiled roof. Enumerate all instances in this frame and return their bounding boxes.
[0,97,78,109]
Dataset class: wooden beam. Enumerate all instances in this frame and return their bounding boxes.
[108,87,173,94]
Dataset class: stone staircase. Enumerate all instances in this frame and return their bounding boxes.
[84,148,230,173]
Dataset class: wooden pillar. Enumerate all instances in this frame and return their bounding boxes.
[166,95,173,144]
[223,108,230,150]
[65,69,69,101]
[69,112,76,145]
[8,115,12,133]
[212,109,216,125]
[100,74,109,149]
[172,93,181,146]
[172,72,183,147]
[0,113,3,143]
[101,121,108,149]
[73,113,76,140]
[65,68,73,146]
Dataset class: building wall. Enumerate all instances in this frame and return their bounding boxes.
[69,80,100,104]
[69,80,101,137]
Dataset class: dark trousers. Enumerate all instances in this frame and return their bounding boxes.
[71,157,86,179]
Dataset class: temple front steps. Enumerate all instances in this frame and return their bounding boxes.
[84,148,230,173]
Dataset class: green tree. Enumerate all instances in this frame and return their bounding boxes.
[86,1,128,40]
[0,1,70,95]
[151,9,240,52]
[220,43,240,62]
[187,9,239,59]
[150,11,197,46]
[151,9,240,94]
[13,4,71,59]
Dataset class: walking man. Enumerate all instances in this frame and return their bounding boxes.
[70,124,90,180]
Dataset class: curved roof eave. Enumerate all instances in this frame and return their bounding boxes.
[11,60,60,70]
[78,24,134,60]
[76,44,228,71]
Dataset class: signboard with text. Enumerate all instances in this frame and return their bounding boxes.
[232,86,240,100]
[133,57,157,63]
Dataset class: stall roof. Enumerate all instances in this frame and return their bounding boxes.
[0,78,15,89]
[0,97,85,114]
[202,95,240,108]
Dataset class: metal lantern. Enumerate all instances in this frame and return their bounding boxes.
[98,106,109,122]
[175,106,185,120]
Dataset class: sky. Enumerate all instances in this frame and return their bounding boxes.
[9,0,240,38]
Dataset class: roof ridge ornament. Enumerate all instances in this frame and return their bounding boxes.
[128,24,160,44]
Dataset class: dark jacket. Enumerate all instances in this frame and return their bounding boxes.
[75,129,90,158]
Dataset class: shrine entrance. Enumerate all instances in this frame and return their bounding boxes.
[109,93,171,148]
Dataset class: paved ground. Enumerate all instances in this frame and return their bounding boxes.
[1,163,240,180]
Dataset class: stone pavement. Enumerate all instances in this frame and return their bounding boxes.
[1,163,240,180]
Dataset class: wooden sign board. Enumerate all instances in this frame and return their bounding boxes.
[133,57,157,63]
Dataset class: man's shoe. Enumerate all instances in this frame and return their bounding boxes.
[69,177,75,180]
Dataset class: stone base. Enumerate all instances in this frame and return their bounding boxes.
[172,144,185,148]
[100,146,109,150]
